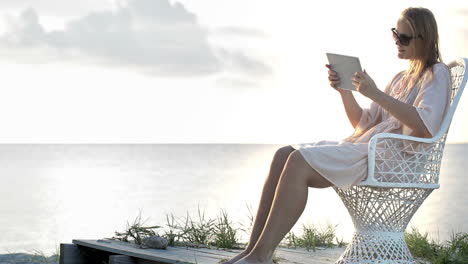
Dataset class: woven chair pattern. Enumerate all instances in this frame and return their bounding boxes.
[333,58,467,264]
[369,60,466,186]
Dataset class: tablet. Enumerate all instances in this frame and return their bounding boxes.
[326,53,362,91]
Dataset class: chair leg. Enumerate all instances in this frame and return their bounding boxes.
[336,230,413,263]
[333,186,433,264]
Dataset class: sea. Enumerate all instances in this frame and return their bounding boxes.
[0,143,467,255]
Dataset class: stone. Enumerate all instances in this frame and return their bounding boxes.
[141,236,168,249]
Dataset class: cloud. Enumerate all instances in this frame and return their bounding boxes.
[0,0,272,79]
[214,77,258,90]
[0,0,113,18]
[217,49,272,76]
[212,26,268,38]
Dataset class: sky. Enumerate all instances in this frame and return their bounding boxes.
[0,0,466,143]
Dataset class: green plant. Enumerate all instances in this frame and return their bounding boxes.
[27,249,57,264]
[297,224,317,251]
[238,203,255,236]
[405,227,468,264]
[335,236,347,247]
[314,223,337,248]
[108,209,162,245]
[164,213,181,246]
[289,222,340,251]
[212,208,239,249]
[405,226,437,259]
[176,205,215,246]
[282,231,298,249]
[434,231,468,264]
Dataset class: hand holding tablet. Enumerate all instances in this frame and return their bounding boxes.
[326,53,362,91]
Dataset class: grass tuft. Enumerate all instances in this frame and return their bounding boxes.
[176,205,216,247]
[406,226,437,259]
[211,208,239,249]
[405,226,468,263]
[164,213,181,247]
[107,208,162,245]
[281,222,343,251]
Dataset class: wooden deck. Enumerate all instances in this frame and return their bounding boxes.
[60,239,344,264]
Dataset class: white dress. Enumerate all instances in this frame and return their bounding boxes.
[291,63,451,189]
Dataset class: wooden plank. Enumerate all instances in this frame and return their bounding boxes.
[109,255,137,264]
[72,239,345,264]
[59,243,86,264]
[178,245,345,264]
[73,239,225,264]
[275,247,345,264]
[171,246,240,259]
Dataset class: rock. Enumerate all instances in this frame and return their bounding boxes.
[142,235,168,249]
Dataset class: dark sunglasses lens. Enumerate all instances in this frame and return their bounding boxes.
[399,35,411,45]
[392,30,410,46]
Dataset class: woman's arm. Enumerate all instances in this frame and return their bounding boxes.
[326,64,363,129]
[339,90,363,129]
[353,71,432,138]
[367,90,432,137]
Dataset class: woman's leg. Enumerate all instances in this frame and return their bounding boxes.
[234,150,333,264]
[222,145,295,264]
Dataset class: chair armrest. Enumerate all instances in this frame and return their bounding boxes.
[357,132,444,188]
[368,132,438,144]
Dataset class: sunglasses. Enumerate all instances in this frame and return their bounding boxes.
[391,28,423,46]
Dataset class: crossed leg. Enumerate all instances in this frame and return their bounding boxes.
[223,145,333,264]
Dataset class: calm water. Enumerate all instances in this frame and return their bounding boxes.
[0,144,466,255]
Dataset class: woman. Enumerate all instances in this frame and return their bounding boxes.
[224,7,451,264]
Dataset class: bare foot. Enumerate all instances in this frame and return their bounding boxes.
[220,250,250,264]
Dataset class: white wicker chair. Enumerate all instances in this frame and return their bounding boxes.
[333,58,468,264]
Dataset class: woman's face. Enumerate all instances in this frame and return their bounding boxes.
[394,18,419,60]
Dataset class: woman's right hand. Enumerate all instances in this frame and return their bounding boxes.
[325,64,343,92]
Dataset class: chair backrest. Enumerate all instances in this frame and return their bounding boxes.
[361,58,467,188]
[438,58,468,139]
[423,58,467,184]
[420,58,468,183]
[450,59,468,97]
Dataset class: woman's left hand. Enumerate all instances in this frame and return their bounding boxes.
[351,70,380,98]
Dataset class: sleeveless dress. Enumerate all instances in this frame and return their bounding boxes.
[291,63,451,189]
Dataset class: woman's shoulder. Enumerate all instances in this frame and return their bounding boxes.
[419,62,450,83]
[430,62,450,76]
[417,62,452,94]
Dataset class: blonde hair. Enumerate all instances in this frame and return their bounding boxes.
[401,7,442,88]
